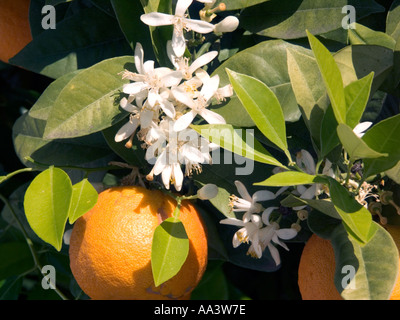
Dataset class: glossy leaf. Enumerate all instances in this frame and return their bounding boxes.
[151,217,189,287]
[191,124,286,168]
[241,0,384,40]
[328,178,372,244]
[287,47,328,145]
[10,7,132,79]
[68,179,99,224]
[307,30,346,124]
[331,222,399,300]
[386,0,400,40]
[320,106,340,158]
[212,40,304,126]
[344,72,374,129]
[336,123,387,161]
[226,69,289,158]
[349,23,396,49]
[255,171,325,187]
[23,167,73,251]
[43,56,134,139]
[111,0,154,56]
[362,114,400,177]
[13,112,113,169]
[334,45,393,94]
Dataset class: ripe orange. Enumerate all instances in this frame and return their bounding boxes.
[0,0,32,63]
[297,234,343,300]
[298,228,400,300]
[69,186,208,300]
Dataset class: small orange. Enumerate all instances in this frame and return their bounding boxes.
[0,0,32,63]
[69,186,208,300]
[298,228,400,300]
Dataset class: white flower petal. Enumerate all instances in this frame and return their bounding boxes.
[199,108,226,124]
[261,207,278,225]
[175,0,193,16]
[172,163,184,191]
[276,228,298,240]
[143,60,155,74]
[353,121,373,138]
[201,74,220,101]
[214,16,239,33]
[140,110,154,128]
[181,144,204,163]
[153,150,168,175]
[120,97,138,113]
[272,234,289,251]
[172,31,186,57]
[162,165,172,189]
[134,42,144,74]
[172,87,195,108]
[234,180,252,202]
[140,12,174,26]
[159,99,176,119]
[220,217,245,227]
[161,70,183,87]
[297,149,316,175]
[173,110,196,132]
[114,118,139,142]
[188,51,218,75]
[253,190,276,202]
[268,243,281,266]
[123,82,148,95]
[185,18,215,34]
[147,90,159,107]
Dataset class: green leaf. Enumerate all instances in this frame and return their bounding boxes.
[111,0,154,55]
[320,105,340,158]
[286,47,329,145]
[331,222,399,300]
[151,217,189,287]
[226,69,289,158]
[255,171,325,187]
[23,167,73,251]
[344,72,374,129]
[212,40,305,126]
[385,161,400,184]
[28,71,81,121]
[386,0,400,40]
[328,178,372,244]
[10,7,132,79]
[362,114,400,178]
[191,124,286,168]
[240,0,384,40]
[337,123,387,161]
[43,56,134,139]
[214,0,270,10]
[12,112,113,169]
[349,23,396,49]
[0,242,34,281]
[334,45,393,94]
[307,30,346,124]
[289,196,341,220]
[68,179,98,224]
[140,0,173,67]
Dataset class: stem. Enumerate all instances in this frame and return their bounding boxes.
[24,156,121,175]
[0,167,36,185]
[0,193,69,300]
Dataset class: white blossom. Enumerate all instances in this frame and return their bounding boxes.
[353,121,373,138]
[140,0,215,57]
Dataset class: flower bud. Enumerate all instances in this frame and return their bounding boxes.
[197,184,219,200]
[214,16,239,33]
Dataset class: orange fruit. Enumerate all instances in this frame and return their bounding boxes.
[0,0,32,63]
[298,228,400,300]
[69,186,208,300]
[297,234,343,300]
